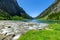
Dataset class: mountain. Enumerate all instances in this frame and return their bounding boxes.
[0,0,32,20]
[36,0,60,20]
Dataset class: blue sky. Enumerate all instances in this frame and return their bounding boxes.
[17,0,55,17]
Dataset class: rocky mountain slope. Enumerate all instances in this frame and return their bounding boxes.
[0,0,32,20]
[36,0,60,20]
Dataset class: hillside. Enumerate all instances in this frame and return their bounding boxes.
[36,0,60,20]
[0,0,32,20]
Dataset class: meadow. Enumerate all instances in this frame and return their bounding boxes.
[18,23,60,40]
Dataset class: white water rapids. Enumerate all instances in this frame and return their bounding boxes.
[0,21,48,40]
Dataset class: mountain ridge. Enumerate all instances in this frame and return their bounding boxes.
[0,0,32,20]
[36,0,60,20]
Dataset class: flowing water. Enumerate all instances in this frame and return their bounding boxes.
[0,20,60,40]
[23,19,60,23]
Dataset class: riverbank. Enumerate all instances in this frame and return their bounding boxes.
[0,21,48,40]
[18,23,60,40]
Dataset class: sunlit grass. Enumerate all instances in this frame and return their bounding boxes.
[18,23,60,40]
[48,23,60,31]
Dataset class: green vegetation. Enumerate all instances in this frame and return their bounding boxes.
[11,16,24,20]
[0,9,30,20]
[0,9,11,20]
[47,12,60,20]
[20,13,32,19]
[36,0,60,20]
[18,23,60,40]
[48,23,60,31]
[38,11,60,20]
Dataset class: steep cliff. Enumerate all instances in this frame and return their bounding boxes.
[36,0,60,20]
[0,0,32,20]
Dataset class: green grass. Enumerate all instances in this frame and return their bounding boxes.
[48,23,60,31]
[18,24,60,40]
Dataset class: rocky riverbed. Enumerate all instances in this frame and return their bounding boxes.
[0,21,48,40]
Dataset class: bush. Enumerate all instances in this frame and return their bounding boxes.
[11,16,24,20]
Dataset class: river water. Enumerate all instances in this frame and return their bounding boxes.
[0,20,60,40]
[23,19,60,23]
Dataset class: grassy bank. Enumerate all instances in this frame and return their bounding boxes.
[18,23,60,40]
